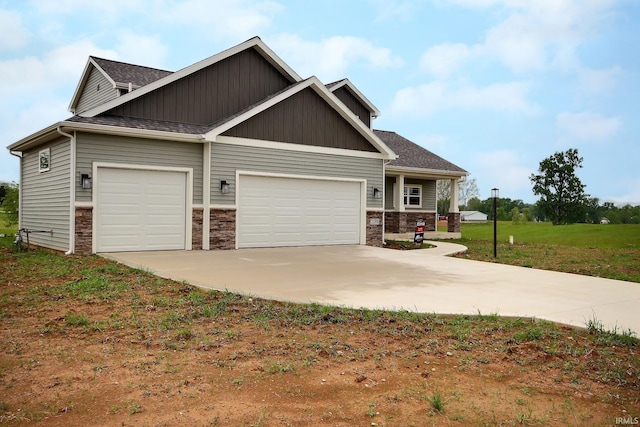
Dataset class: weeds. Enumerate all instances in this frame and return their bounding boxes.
[425,391,445,413]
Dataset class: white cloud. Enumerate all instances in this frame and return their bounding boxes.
[369,0,415,22]
[420,43,473,78]
[607,178,640,206]
[556,112,621,144]
[389,81,539,116]
[270,34,403,82]
[0,9,30,50]
[474,150,535,194]
[115,30,168,69]
[156,0,282,41]
[577,66,623,94]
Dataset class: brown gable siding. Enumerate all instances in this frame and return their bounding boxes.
[105,48,291,125]
[332,86,371,128]
[222,87,378,152]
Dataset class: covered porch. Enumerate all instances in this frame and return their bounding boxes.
[383,171,464,240]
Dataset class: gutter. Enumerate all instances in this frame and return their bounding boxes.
[56,127,76,255]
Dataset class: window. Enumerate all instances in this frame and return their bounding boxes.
[404,185,421,207]
[39,148,50,173]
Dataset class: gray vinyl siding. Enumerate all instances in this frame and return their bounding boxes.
[384,177,436,211]
[20,137,71,251]
[211,143,383,208]
[75,132,203,204]
[76,67,117,114]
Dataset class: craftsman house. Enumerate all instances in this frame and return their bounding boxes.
[7,37,466,254]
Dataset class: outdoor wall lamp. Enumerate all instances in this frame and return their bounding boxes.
[81,173,92,189]
[220,180,230,195]
[373,187,382,199]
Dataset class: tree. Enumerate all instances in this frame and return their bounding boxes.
[0,182,19,226]
[436,180,451,217]
[529,149,589,225]
[436,177,480,214]
[458,178,479,209]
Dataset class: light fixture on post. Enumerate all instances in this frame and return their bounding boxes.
[373,187,382,199]
[492,188,499,258]
[220,180,230,195]
[81,173,92,190]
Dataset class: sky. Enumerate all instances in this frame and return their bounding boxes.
[1,0,638,204]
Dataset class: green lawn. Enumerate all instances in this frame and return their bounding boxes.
[459,221,640,249]
[0,210,17,248]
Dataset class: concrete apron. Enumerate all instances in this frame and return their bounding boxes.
[102,245,640,334]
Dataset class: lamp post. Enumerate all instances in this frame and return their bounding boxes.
[492,188,499,258]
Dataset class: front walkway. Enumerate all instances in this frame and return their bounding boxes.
[103,244,640,334]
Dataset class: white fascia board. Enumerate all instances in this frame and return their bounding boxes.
[78,37,302,118]
[207,76,397,160]
[68,58,117,114]
[385,166,468,179]
[216,135,387,160]
[328,78,381,118]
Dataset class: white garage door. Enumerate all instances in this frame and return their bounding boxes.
[238,175,362,248]
[96,168,187,252]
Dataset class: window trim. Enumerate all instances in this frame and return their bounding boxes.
[39,148,51,173]
[404,184,422,207]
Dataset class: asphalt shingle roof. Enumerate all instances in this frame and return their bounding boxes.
[91,57,172,88]
[374,129,467,174]
[67,115,210,135]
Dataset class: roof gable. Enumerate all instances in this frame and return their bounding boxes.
[207,77,395,159]
[327,79,380,119]
[78,37,302,119]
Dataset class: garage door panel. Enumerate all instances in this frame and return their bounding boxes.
[96,168,187,252]
[238,175,361,248]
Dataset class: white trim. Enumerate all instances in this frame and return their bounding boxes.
[215,135,387,159]
[39,148,51,172]
[206,77,396,160]
[366,207,385,212]
[202,141,211,250]
[235,170,367,249]
[79,37,301,118]
[74,201,94,209]
[68,58,118,114]
[92,162,193,253]
[386,166,467,179]
[210,204,237,210]
[404,184,422,208]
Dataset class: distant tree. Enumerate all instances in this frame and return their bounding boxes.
[458,178,479,208]
[436,180,451,217]
[0,182,19,226]
[529,149,589,225]
[0,185,5,205]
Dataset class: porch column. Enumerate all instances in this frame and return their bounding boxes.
[395,175,405,212]
[448,178,461,233]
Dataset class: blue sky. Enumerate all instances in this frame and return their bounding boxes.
[1,0,638,204]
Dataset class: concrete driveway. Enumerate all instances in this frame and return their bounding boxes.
[102,244,640,334]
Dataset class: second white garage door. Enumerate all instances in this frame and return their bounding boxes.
[95,167,188,252]
[237,175,362,248]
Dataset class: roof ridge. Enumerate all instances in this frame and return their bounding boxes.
[90,56,173,74]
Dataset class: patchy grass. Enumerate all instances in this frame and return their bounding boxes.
[0,247,638,425]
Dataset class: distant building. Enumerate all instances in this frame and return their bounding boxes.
[600,217,610,224]
[460,211,488,222]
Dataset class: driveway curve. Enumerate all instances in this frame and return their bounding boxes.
[103,243,640,334]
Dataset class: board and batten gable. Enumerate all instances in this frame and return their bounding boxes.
[210,142,384,209]
[385,176,437,211]
[75,132,204,204]
[20,137,71,251]
[331,86,372,128]
[105,48,292,126]
[75,66,118,115]
[222,88,378,152]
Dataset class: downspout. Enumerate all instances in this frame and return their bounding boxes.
[9,150,22,232]
[57,127,76,255]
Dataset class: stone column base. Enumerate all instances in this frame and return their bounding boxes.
[366,211,383,247]
[210,208,236,249]
[75,207,93,254]
[448,212,461,233]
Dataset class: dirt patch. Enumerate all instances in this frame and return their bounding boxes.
[0,249,638,426]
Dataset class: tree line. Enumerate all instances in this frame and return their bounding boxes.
[438,149,639,225]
